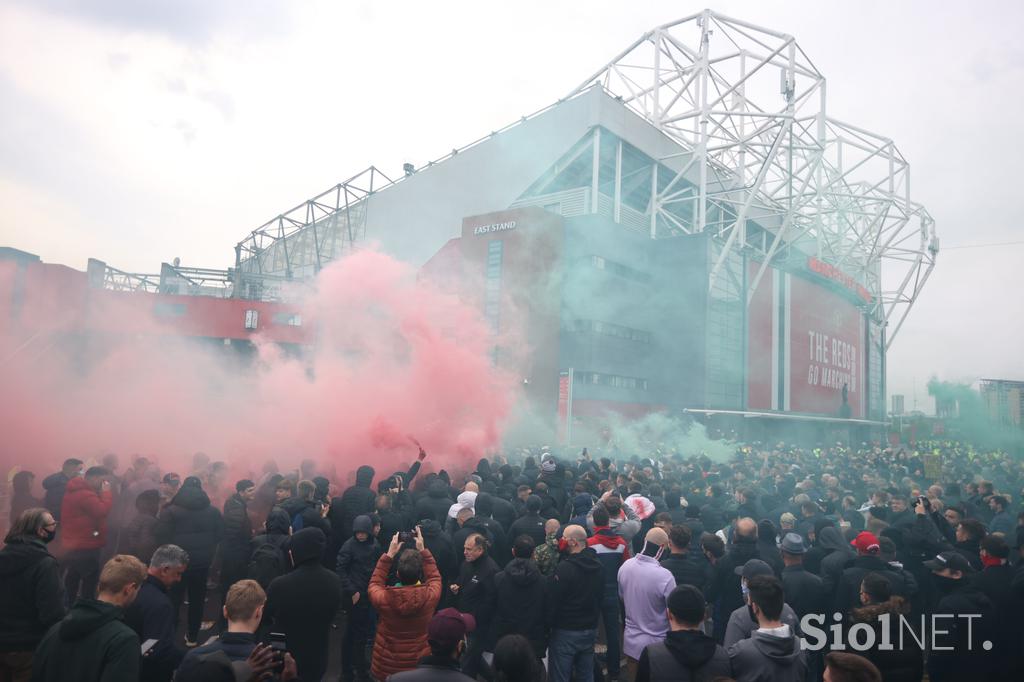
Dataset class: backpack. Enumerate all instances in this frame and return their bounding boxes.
[291,512,304,532]
[248,541,287,590]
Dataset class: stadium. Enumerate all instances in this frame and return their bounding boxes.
[1,11,938,445]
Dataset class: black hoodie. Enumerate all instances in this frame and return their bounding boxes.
[418,518,457,587]
[490,557,547,656]
[636,629,731,682]
[157,483,223,566]
[414,479,454,526]
[335,515,382,600]
[330,465,376,545]
[548,547,603,631]
[32,598,140,682]
[0,536,65,651]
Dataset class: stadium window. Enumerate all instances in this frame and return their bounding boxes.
[154,302,186,317]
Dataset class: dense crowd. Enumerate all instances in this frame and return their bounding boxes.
[1,438,1023,682]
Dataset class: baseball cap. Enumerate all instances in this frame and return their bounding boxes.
[428,608,476,648]
[733,558,774,580]
[850,531,880,555]
[779,533,806,554]
[923,551,974,573]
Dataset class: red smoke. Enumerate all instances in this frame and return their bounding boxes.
[0,250,516,488]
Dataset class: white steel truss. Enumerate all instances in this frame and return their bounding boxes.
[568,9,937,349]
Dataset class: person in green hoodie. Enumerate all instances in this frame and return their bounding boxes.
[31,554,147,682]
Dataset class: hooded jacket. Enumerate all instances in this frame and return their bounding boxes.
[156,483,223,566]
[0,536,65,651]
[848,597,922,682]
[221,492,253,565]
[548,547,603,631]
[331,465,376,545]
[619,553,679,659]
[336,515,382,601]
[490,557,547,656]
[636,629,731,682]
[588,527,630,596]
[60,478,114,551]
[834,553,905,616]
[814,526,855,596]
[368,550,442,681]
[415,479,455,527]
[927,578,996,682]
[723,602,801,649]
[31,598,140,682]
[727,625,808,682]
[508,509,547,549]
[418,519,457,589]
[661,550,711,595]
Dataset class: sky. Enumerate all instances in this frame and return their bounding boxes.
[1,0,1022,415]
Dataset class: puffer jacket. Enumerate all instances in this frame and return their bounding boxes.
[60,478,114,551]
[0,536,65,651]
[156,484,223,566]
[848,597,922,682]
[368,550,442,681]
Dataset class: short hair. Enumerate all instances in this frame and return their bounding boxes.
[275,479,295,494]
[63,458,83,469]
[297,480,316,501]
[668,524,691,549]
[4,508,53,544]
[98,555,147,594]
[517,485,531,495]
[225,579,266,621]
[512,534,535,559]
[667,584,705,625]
[801,501,821,516]
[457,506,474,522]
[492,634,538,681]
[235,479,256,493]
[958,519,986,542]
[700,532,725,559]
[861,572,892,603]
[654,512,673,526]
[990,495,1008,510]
[466,533,489,551]
[824,651,882,682]
[981,534,1009,559]
[746,575,784,621]
[84,466,110,479]
[591,505,610,527]
[150,544,190,569]
[397,549,423,584]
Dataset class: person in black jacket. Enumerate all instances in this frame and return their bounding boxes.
[778,533,825,620]
[473,493,509,565]
[123,544,188,682]
[121,489,161,564]
[451,509,495,567]
[156,476,223,645]
[265,527,342,682]
[508,495,546,548]
[336,515,382,682]
[247,508,292,592]
[32,554,147,682]
[834,532,906,617]
[415,478,455,527]
[660,525,710,594]
[490,535,547,661]
[709,517,760,643]
[454,532,499,680]
[328,465,376,568]
[41,458,82,521]
[846,572,922,682]
[0,508,64,680]
[289,480,332,536]
[547,524,603,682]
[219,480,255,628]
[924,550,996,682]
[416,518,456,607]
[635,585,730,682]
[973,534,1018,679]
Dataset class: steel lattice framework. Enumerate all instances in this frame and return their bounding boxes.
[568,9,937,348]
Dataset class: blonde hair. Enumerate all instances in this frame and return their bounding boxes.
[225,579,267,621]
[98,555,147,594]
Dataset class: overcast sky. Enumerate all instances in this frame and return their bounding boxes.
[2,0,1022,414]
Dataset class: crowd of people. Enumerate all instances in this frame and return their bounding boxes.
[1,438,1023,682]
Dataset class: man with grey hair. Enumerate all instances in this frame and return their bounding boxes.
[124,544,189,682]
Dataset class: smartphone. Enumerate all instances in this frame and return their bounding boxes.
[141,639,158,656]
[268,632,287,653]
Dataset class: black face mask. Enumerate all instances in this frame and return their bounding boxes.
[933,574,960,594]
[40,528,57,544]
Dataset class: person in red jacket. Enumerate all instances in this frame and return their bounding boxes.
[60,466,113,602]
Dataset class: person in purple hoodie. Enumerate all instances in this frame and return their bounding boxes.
[617,527,676,681]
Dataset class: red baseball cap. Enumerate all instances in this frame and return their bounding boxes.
[850,531,880,555]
